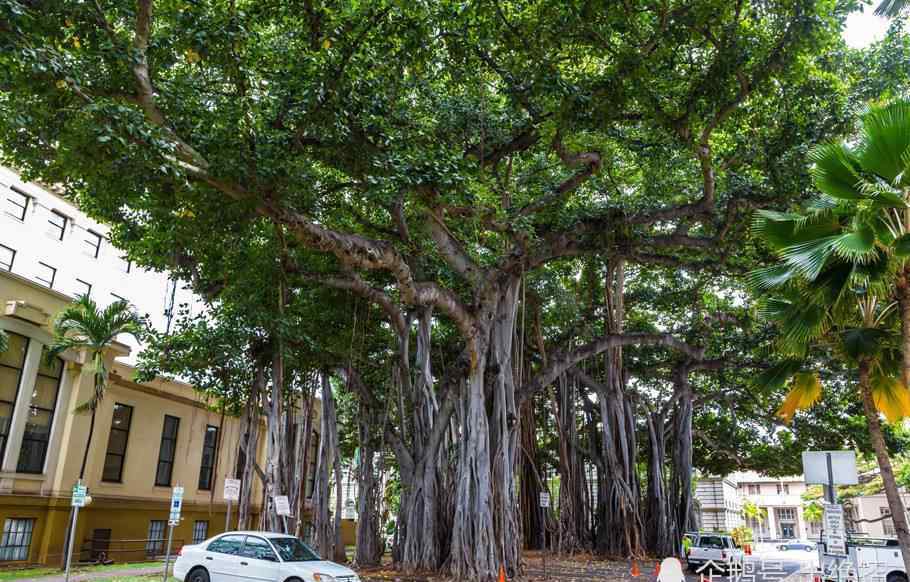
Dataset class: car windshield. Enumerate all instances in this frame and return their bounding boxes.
[269,537,321,562]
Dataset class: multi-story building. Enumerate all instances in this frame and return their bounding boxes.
[695,472,810,540]
[0,165,198,361]
[0,167,285,565]
[695,475,743,532]
[845,491,910,538]
[0,267,268,565]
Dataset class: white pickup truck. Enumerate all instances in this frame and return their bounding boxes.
[819,538,907,582]
[686,533,745,572]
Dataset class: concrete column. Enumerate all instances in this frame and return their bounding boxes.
[766,507,777,540]
[2,337,45,472]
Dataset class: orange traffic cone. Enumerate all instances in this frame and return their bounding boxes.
[499,564,506,582]
[631,560,641,577]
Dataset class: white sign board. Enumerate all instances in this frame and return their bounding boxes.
[223,478,241,501]
[824,504,847,557]
[274,495,292,517]
[539,492,551,509]
[802,451,858,485]
[71,485,87,507]
[170,486,184,521]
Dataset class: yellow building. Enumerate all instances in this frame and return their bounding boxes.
[0,268,269,566]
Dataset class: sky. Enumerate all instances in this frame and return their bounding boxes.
[844,7,892,48]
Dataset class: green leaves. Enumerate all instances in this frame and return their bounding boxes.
[859,100,910,185]
[894,234,910,257]
[810,143,864,201]
[777,372,823,423]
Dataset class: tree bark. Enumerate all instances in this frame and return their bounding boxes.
[313,371,342,560]
[859,358,910,576]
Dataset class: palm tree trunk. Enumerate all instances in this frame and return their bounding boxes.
[898,269,910,388]
[79,408,97,480]
[859,359,910,575]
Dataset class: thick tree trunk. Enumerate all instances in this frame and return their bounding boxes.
[670,369,694,553]
[519,396,543,550]
[237,365,263,530]
[313,371,342,560]
[859,359,910,575]
[554,374,587,553]
[450,339,498,581]
[898,267,910,389]
[595,260,644,557]
[489,281,522,575]
[644,409,672,556]
[354,397,383,566]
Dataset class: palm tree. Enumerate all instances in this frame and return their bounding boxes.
[742,500,768,540]
[47,295,143,480]
[751,119,910,569]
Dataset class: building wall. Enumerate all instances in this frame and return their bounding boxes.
[849,492,910,538]
[695,477,743,533]
[0,270,269,565]
[0,166,199,362]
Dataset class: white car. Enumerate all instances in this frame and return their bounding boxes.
[174,531,360,582]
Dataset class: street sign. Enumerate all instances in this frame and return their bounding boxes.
[275,495,291,517]
[803,451,858,485]
[71,485,87,507]
[539,492,550,508]
[824,504,847,557]
[169,486,184,521]
[224,478,241,501]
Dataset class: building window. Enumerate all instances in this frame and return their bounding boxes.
[47,210,67,240]
[155,415,180,486]
[0,332,28,464]
[0,519,34,561]
[35,263,56,288]
[776,507,797,521]
[882,507,896,536]
[102,404,133,482]
[146,521,166,556]
[4,188,28,222]
[73,279,92,298]
[83,230,102,258]
[0,245,14,272]
[198,425,218,491]
[16,349,63,473]
[747,484,759,495]
[193,521,209,544]
[783,483,790,494]
[117,256,132,274]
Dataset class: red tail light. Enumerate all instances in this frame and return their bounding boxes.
[178,547,184,557]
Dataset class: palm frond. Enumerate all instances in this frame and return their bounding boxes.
[872,374,910,423]
[778,236,839,281]
[860,100,910,184]
[875,0,909,17]
[830,224,877,264]
[777,372,823,422]
[809,142,864,200]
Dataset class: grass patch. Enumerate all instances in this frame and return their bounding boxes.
[0,561,162,581]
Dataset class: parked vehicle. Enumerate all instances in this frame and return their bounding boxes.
[173,531,361,582]
[817,537,906,582]
[685,533,745,572]
[779,541,816,552]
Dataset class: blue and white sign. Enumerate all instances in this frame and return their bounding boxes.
[169,486,184,521]
[71,485,88,507]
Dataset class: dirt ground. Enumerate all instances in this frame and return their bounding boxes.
[357,551,664,581]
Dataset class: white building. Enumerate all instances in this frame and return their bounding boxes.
[0,165,197,357]
[696,475,743,532]
[696,472,811,540]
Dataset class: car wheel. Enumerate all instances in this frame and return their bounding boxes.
[187,567,210,582]
[887,572,909,582]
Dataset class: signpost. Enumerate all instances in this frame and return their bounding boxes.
[824,504,847,557]
[539,491,551,579]
[275,495,291,532]
[223,478,241,531]
[802,451,858,582]
[64,484,89,582]
[163,486,184,582]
